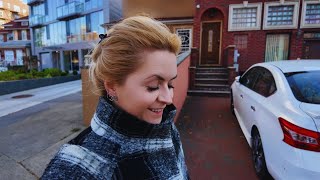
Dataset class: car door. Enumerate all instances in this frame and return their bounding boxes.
[242,68,277,136]
[234,67,260,135]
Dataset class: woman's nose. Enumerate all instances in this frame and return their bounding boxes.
[158,87,173,105]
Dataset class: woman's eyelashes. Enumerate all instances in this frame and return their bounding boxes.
[147,86,159,92]
[147,83,174,92]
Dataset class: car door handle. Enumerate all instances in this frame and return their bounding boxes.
[251,106,255,111]
[240,94,243,98]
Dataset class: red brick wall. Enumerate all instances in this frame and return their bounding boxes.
[194,0,308,72]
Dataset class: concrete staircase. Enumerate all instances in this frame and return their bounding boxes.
[188,67,230,97]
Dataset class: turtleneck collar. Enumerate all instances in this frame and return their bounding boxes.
[92,96,177,138]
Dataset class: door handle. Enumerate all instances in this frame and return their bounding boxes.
[240,94,243,98]
[251,106,255,111]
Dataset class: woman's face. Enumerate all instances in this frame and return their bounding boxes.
[113,50,177,124]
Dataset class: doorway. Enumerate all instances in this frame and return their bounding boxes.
[200,22,221,65]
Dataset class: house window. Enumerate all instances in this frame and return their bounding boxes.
[0,34,4,42]
[21,21,28,26]
[263,1,300,30]
[13,5,20,12]
[4,50,14,62]
[265,34,290,62]
[175,28,192,53]
[21,30,27,40]
[228,3,262,31]
[301,1,320,28]
[234,35,248,49]
[7,32,13,41]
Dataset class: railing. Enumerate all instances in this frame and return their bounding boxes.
[27,0,44,5]
[57,1,84,20]
[29,15,45,27]
[67,32,99,43]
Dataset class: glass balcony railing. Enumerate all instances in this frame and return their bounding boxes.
[27,0,44,5]
[57,1,84,20]
[29,15,45,27]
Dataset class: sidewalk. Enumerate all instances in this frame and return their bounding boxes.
[0,81,85,180]
[0,80,81,118]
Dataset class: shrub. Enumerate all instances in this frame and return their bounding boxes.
[43,68,62,77]
[72,70,78,75]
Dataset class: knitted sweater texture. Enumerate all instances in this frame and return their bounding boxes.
[41,97,189,180]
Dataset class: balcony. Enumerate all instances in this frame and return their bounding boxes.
[57,1,84,21]
[29,15,45,28]
[27,0,44,5]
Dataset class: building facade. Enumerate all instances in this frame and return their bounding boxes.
[0,0,28,28]
[28,0,122,71]
[194,0,320,73]
[0,16,31,67]
[103,0,195,54]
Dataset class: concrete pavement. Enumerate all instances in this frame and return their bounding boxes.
[0,82,85,179]
[0,80,81,118]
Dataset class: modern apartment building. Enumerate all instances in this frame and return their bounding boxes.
[28,0,122,71]
[0,0,28,28]
[0,16,31,67]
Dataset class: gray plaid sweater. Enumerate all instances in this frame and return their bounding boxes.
[41,97,190,180]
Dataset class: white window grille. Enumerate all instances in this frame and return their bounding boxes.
[301,0,320,28]
[5,50,14,62]
[265,34,290,62]
[228,3,262,31]
[263,1,300,30]
[176,28,192,53]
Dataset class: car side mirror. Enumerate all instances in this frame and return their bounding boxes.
[235,76,240,83]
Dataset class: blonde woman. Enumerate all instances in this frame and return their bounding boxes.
[41,16,190,180]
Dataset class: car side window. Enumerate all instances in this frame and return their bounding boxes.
[253,68,277,97]
[240,67,260,89]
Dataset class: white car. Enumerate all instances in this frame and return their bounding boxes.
[231,60,320,180]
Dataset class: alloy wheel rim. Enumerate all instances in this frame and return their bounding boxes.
[253,134,264,173]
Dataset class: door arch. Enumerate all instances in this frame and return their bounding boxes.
[200,8,224,66]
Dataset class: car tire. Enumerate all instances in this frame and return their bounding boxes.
[230,90,235,116]
[251,129,272,180]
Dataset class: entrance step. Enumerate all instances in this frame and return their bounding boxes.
[189,66,230,97]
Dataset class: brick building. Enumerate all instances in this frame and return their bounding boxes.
[0,16,31,66]
[103,0,195,54]
[0,0,28,27]
[193,0,320,73]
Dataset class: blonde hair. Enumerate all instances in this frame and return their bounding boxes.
[89,16,181,96]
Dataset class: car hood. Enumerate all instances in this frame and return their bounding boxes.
[300,103,320,131]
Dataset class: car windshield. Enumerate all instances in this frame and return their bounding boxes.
[285,70,320,104]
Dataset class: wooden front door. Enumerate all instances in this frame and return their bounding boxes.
[201,22,221,65]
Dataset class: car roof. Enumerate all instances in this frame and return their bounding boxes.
[256,60,320,73]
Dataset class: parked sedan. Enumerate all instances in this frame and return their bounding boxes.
[230,60,320,180]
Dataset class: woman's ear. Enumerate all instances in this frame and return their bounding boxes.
[104,81,116,95]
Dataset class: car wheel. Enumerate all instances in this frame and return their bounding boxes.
[252,129,272,180]
[230,90,235,115]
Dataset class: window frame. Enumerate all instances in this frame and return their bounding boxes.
[240,67,261,90]
[263,1,300,30]
[252,68,277,97]
[228,2,262,32]
[174,27,193,53]
[301,0,320,28]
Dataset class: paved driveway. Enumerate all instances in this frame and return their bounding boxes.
[176,96,259,180]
